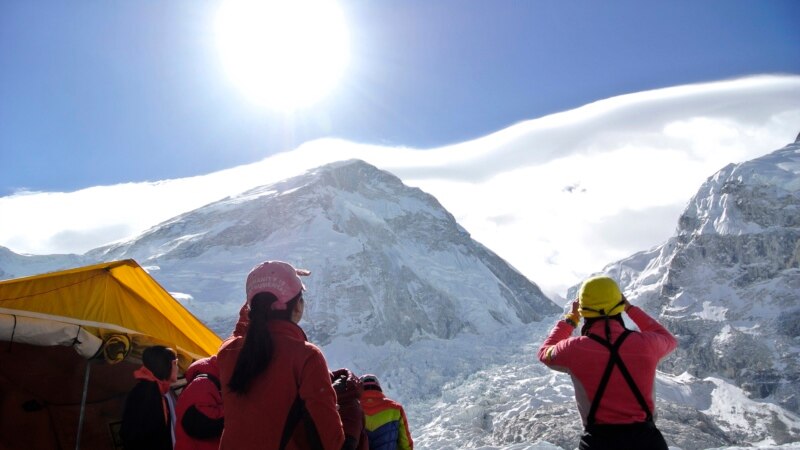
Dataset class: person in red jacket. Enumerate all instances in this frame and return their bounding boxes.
[331,368,369,450]
[360,374,413,450]
[538,275,677,450]
[174,355,224,450]
[218,260,345,450]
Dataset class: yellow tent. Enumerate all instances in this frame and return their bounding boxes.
[0,259,222,450]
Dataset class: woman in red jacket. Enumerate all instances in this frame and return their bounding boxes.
[218,260,345,450]
[538,275,677,450]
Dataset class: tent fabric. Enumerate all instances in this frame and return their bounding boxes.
[0,259,221,364]
[1,342,138,450]
[0,259,222,450]
[0,313,103,358]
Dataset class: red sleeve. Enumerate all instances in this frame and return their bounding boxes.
[299,346,345,450]
[626,306,677,358]
[537,319,579,371]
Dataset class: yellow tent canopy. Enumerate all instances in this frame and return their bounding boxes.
[0,259,222,450]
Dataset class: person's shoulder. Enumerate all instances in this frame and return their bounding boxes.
[383,396,406,410]
[132,379,157,390]
[127,380,148,395]
[218,336,244,355]
[187,374,221,391]
[127,379,160,401]
[220,335,242,347]
[301,340,327,359]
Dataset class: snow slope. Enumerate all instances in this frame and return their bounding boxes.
[2,148,799,448]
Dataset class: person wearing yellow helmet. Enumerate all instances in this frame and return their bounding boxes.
[538,276,677,450]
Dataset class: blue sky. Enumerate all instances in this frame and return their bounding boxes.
[1,0,799,197]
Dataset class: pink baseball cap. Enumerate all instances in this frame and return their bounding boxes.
[245,261,310,310]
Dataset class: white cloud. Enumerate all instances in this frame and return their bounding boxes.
[1,74,799,296]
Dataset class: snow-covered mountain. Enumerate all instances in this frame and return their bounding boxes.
[0,245,90,280]
[84,159,560,344]
[3,148,800,449]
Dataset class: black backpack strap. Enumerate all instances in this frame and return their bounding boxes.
[585,330,653,426]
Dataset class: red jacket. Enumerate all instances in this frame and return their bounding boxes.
[331,369,369,450]
[218,320,345,450]
[538,306,677,426]
[175,356,223,450]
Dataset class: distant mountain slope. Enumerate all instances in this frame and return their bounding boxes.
[0,246,89,280]
[86,160,560,344]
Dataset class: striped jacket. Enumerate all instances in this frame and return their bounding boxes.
[361,390,413,450]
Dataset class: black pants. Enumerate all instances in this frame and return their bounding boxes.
[579,421,668,450]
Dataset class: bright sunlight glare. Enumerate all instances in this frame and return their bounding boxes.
[215,0,349,111]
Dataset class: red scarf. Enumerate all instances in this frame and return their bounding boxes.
[133,366,173,425]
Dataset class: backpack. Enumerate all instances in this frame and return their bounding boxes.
[181,373,224,439]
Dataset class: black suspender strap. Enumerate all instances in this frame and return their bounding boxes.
[585,330,653,426]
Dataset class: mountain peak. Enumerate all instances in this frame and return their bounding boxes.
[84,161,559,346]
[678,143,800,237]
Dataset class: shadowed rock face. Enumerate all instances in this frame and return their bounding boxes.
[82,159,559,345]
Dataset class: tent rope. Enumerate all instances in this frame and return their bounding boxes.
[72,325,83,347]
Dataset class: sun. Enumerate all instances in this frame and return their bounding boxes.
[215,0,350,111]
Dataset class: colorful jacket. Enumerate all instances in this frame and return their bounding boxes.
[361,390,413,450]
[537,306,677,426]
[218,320,345,450]
[175,355,224,450]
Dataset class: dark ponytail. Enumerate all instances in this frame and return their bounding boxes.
[228,292,299,394]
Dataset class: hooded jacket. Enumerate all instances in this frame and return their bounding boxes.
[218,320,345,450]
[361,390,413,450]
[538,306,677,426]
[175,355,224,450]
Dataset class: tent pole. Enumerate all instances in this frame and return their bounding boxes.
[75,358,92,450]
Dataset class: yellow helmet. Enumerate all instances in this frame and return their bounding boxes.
[578,276,624,318]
